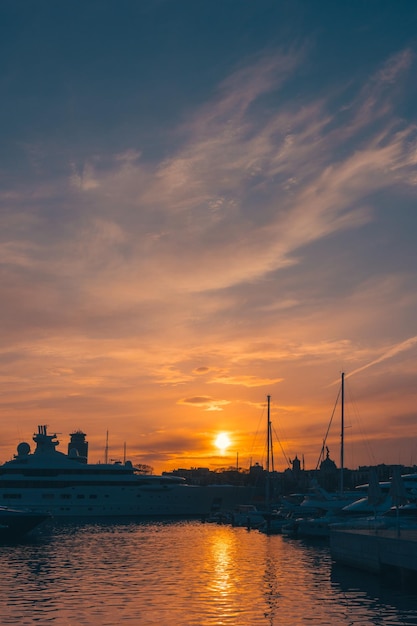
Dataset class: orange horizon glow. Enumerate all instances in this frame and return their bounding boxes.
[0,19,416,477]
[1,362,416,475]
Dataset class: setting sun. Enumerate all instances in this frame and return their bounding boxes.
[214,433,231,452]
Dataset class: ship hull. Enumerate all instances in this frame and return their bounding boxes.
[0,507,50,539]
[0,484,253,518]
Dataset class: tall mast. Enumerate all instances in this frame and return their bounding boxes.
[340,372,345,494]
[266,395,271,509]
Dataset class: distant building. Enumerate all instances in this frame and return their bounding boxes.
[318,447,338,491]
[167,467,212,485]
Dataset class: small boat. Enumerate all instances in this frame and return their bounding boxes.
[231,504,265,528]
[296,469,415,538]
[0,506,50,541]
[281,518,299,537]
[205,511,233,524]
[258,509,295,534]
[298,480,361,514]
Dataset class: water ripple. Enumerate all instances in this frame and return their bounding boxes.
[1,520,417,625]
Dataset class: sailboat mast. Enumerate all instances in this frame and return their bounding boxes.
[340,372,345,494]
[266,395,271,508]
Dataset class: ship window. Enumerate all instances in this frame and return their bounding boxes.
[60,494,71,499]
[3,493,21,499]
[89,495,97,499]
[42,494,54,499]
[76,494,85,499]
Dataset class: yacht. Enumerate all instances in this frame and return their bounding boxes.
[0,426,249,518]
[0,506,50,540]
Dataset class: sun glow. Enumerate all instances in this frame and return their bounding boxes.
[214,432,231,453]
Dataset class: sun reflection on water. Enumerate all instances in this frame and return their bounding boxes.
[2,521,417,625]
[209,527,234,595]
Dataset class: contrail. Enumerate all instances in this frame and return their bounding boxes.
[346,335,417,380]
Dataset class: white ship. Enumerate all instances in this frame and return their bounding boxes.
[0,426,249,518]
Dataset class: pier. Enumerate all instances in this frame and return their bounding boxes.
[330,528,417,581]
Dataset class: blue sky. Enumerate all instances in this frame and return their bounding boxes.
[1,1,417,472]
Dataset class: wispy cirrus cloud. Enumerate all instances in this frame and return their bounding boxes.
[1,44,416,470]
[3,49,415,305]
[51,48,416,302]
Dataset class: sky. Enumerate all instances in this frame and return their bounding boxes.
[1,0,417,474]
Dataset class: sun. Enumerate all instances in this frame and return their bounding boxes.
[214,432,231,453]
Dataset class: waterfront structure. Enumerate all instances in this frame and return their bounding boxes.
[330,528,417,581]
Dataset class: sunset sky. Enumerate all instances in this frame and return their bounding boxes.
[1,1,417,473]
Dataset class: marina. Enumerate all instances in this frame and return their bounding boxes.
[0,409,416,623]
[1,393,416,620]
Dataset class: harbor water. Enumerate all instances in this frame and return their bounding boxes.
[2,519,417,625]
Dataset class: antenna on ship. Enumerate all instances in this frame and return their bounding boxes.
[104,430,109,464]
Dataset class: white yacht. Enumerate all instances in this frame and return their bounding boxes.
[0,426,249,518]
